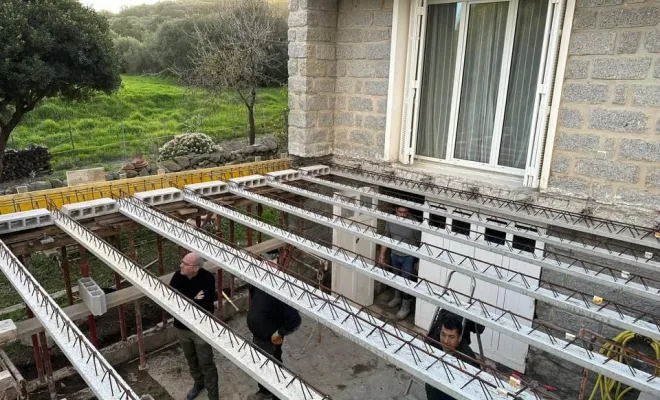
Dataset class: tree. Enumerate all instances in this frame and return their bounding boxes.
[150,18,202,74]
[185,0,285,145]
[0,0,121,174]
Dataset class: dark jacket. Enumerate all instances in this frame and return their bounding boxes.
[427,309,485,346]
[247,286,301,340]
[169,268,216,330]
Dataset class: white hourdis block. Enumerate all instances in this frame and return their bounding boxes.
[78,277,107,316]
[61,198,117,220]
[266,169,301,182]
[228,175,266,189]
[133,187,183,206]
[298,164,330,176]
[0,209,53,234]
[185,181,229,196]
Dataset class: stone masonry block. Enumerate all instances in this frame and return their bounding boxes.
[313,78,336,92]
[593,183,614,202]
[364,115,386,130]
[592,57,651,79]
[299,60,329,78]
[620,138,660,161]
[575,159,639,183]
[349,96,374,111]
[576,0,622,6]
[299,95,330,111]
[334,112,355,126]
[614,85,627,104]
[335,78,356,93]
[632,85,660,106]
[569,32,615,55]
[573,10,597,29]
[616,188,660,207]
[318,112,334,127]
[617,32,641,53]
[295,27,336,42]
[289,110,317,128]
[338,11,373,27]
[559,109,584,128]
[562,84,608,103]
[565,59,589,79]
[346,60,390,77]
[350,130,376,146]
[373,10,393,26]
[646,30,660,52]
[551,155,570,173]
[599,7,660,28]
[377,99,388,114]
[556,132,600,152]
[647,168,660,188]
[588,108,648,132]
[338,43,390,59]
[655,59,660,78]
[302,0,339,11]
[355,0,384,10]
[288,59,298,76]
[288,77,310,93]
[548,176,590,196]
[364,29,391,42]
[337,29,363,42]
[657,118,660,134]
[364,80,389,96]
[289,0,300,12]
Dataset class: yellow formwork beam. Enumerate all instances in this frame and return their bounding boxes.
[0,158,290,215]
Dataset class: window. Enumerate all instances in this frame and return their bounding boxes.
[400,0,565,186]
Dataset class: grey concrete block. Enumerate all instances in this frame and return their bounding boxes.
[62,198,118,219]
[78,278,107,316]
[569,32,615,55]
[645,30,660,52]
[588,108,648,133]
[185,181,229,196]
[573,10,597,29]
[0,209,53,234]
[556,132,600,152]
[616,188,660,207]
[617,31,641,53]
[646,168,660,188]
[548,176,590,196]
[551,155,570,173]
[350,130,375,146]
[133,188,183,206]
[614,85,627,104]
[620,138,660,161]
[565,59,589,79]
[632,85,660,106]
[592,57,651,79]
[559,108,584,128]
[364,115,386,130]
[576,0,622,6]
[599,7,660,28]
[562,84,608,103]
[349,97,374,111]
[364,80,389,95]
[575,159,640,182]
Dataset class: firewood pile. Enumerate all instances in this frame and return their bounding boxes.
[1,146,52,182]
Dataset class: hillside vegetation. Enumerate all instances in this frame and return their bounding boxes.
[11,76,287,170]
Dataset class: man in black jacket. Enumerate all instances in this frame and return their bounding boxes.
[246,282,302,400]
[425,312,481,400]
[170,253,219,400]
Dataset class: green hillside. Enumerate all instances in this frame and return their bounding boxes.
[10,75,288,170]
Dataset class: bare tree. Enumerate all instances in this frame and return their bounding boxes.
[186,0,284,145]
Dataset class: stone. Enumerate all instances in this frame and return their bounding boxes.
[617,32,641,53]
[27,181,52,192]
[593,184,614,202]
[569,32,615,55]
[289,111,317,128]
[588,108,647,132]
[363,29,390,42]
[354,0,384,10]
[620,138,660,161]
[632,85,660,106]
[616,188,660,207]
[573,10,597,29]
[548,176,589,196]
[614,85,627,104]
[599,7,660,28]
[377,99,387,114]
[139,168,150,177]
[657,118,660,134]
[565,60,589,79]
[147,163,157,173]
[556,132,599,152]
[126,170,139,179]
[334,112,355,126]
[647,168,660,188]
[364,80,389,96]
[161,160,182,172]
[645,30,660,52]
[49,179,64,188]
[66,167,106,187]
[655,59,660,78]
[551,155,569,173]
[562,84,608,103]
[4,187,16,195]
[349,97,373,111]
[337,11,373,27]
[105,173,114,181]
[576,0,622,6]
[364,115,386,130]
[318,112,334,127]
[191,154,209,166]
[173,156,190,168]
[350,130,375,146]
[603,138,616,152]
[575,159,639,183]
[373,10,393,26]
[208,149,227,163]
[298,94,329,111]
[592,57,651,79]
[559,109,584,128]
[345,60,390,78]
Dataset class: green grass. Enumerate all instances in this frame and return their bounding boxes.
[10,75,288,170]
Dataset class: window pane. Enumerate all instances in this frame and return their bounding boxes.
[454,2,508,164]
[499,0,549,169]
[415,3,461,159]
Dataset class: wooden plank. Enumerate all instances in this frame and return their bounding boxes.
[14,239,283,338]
[0,370,16,393]
[0,321,16,345]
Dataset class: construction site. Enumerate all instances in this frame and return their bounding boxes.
[0,158,654,400]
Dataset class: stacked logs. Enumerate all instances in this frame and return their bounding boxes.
[1,146,52,182]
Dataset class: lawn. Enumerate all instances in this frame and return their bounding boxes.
[10,75,288,170]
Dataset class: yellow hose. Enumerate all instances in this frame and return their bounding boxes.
[588,331,660,400]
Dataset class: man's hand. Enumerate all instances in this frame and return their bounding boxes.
[378,253,386,264]
[194,291,205,300]
[271,330,283,345]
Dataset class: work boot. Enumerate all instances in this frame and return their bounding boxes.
[246,391,273,400]
[186,386,204,400]
[396,299,412,320]
[387,290,402,308]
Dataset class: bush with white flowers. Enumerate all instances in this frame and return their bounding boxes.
[158,132,220,160]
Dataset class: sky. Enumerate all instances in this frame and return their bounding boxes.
[79,0,163,14]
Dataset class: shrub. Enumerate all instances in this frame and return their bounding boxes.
[158,132,219,160]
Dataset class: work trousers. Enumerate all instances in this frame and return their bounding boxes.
[177,328,219,400]
[391,254,417,300]
[253,336,283,399]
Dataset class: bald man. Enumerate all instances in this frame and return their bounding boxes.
[170,252,219,400]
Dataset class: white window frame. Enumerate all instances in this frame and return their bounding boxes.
[394,0,569,188]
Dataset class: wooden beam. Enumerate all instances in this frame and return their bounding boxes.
[0,321,16,346]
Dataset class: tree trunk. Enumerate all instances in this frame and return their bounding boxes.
[0,112,22,180]
[247,87,257,145]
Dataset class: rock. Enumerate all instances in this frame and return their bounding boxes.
[208,151,227,163]
[50,179,64,188]
[173,156,190,169]
[261,138,278,151]
[126,170,139,179]
[240,145,256,155]
[28,181,52,192]
[191,154,209,165]
[199,160,209,167]
[5,187,17,194]
[139,168,150,177]
[147,163,157,173]
[161,160,182,172]
[105,173,114,181]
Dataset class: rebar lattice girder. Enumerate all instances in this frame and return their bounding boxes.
[50,208,330,400]
[0,242,141,400]
[192,185,660,396]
